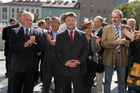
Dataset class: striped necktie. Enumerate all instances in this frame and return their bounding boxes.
[115,27,120,52]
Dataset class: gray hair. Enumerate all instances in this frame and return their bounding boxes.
[17,10,26,17]
[94,16,103,23]
[51,17,61,24]
[127,18,136,25]
[112,10,123,18]
[21,11,34,21]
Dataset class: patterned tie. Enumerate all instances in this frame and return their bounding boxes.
[115,27,120,52]
[25,29,29,42]
[70,31,73,44]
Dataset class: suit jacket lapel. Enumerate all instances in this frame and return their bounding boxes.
[65,30,73,46]
[111,25,117,40]
[121,25,125,38]
[73,30,79,45]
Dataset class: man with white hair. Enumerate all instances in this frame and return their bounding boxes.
[9,11,39,93]
[101,10,131,93]
[127,18,136,31]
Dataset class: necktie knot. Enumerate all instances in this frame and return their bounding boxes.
[26,29,28,33]
[70,31,73,34]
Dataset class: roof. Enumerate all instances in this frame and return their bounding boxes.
[42,1,80,8]
[0,1,44,6]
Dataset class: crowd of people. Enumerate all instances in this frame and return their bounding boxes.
[2,9,140,93]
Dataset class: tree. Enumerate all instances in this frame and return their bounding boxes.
[115,0,140,29]
[33,13,40,23]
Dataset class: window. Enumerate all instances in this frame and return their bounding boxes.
[12,8,14,13]
[97,9,100,14]
[90,3,94,7]
[2,7,4,12]
[17,8,19,13]
[90,9,94,14]
[2,7,7,12]
[5,15,7,19]
[31,9,34,13]
[82,9,86,13]
[2,14,7,19]
[26,9,29,11]
[2,15,4,19]
[5,8,7,12]
[103,10,106,14]
[36,9,39,14]
[83,3,86,7]
[12,14,14,18]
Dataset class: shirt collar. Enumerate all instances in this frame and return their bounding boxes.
[23,26,31,34]
[95,27,102,32]
[114,23,121,29]
[67,28,76,34]
[52,30,59,34]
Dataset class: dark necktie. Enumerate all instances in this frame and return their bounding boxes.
[115,27,120,52]
[70,31,73,44]
[25,29,29,42]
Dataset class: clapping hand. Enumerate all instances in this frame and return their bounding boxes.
[123,28,134,41]
[24,36,36,47]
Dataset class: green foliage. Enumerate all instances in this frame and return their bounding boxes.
[33,13,40,23]
[115,1,140,29]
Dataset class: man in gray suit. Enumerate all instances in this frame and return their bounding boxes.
[56,12,89,93]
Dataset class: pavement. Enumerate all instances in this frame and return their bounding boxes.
[0,32,118,93]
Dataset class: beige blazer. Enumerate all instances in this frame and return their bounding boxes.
[101,24,131,67]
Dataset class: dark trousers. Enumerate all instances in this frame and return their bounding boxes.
[83,73,96,93]
[42,71,61,93]
[10,71,35,93]
[61,76,84,93]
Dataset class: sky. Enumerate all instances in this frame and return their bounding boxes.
[1,0,138,3]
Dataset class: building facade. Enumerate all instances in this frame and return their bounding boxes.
[80,0,115,25]
[0,1,43,25]
[115,0,128,7]
[42,1,80,28]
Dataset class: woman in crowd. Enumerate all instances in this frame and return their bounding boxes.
[81,20,100,93]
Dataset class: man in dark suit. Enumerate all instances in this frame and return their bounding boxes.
[56,12,89,93]
[5,10,25,93]
[9,11,39,93]
[42,17,61,93]
[2,18,16,77]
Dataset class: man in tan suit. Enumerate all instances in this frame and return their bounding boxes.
[101,10,131,93]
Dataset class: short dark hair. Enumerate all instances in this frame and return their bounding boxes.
[45,17,51,21]
[38,20,45,27]
[9,18,16,23]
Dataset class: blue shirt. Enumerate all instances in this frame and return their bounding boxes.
[23,26,31,35]
[52,30,59,41]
